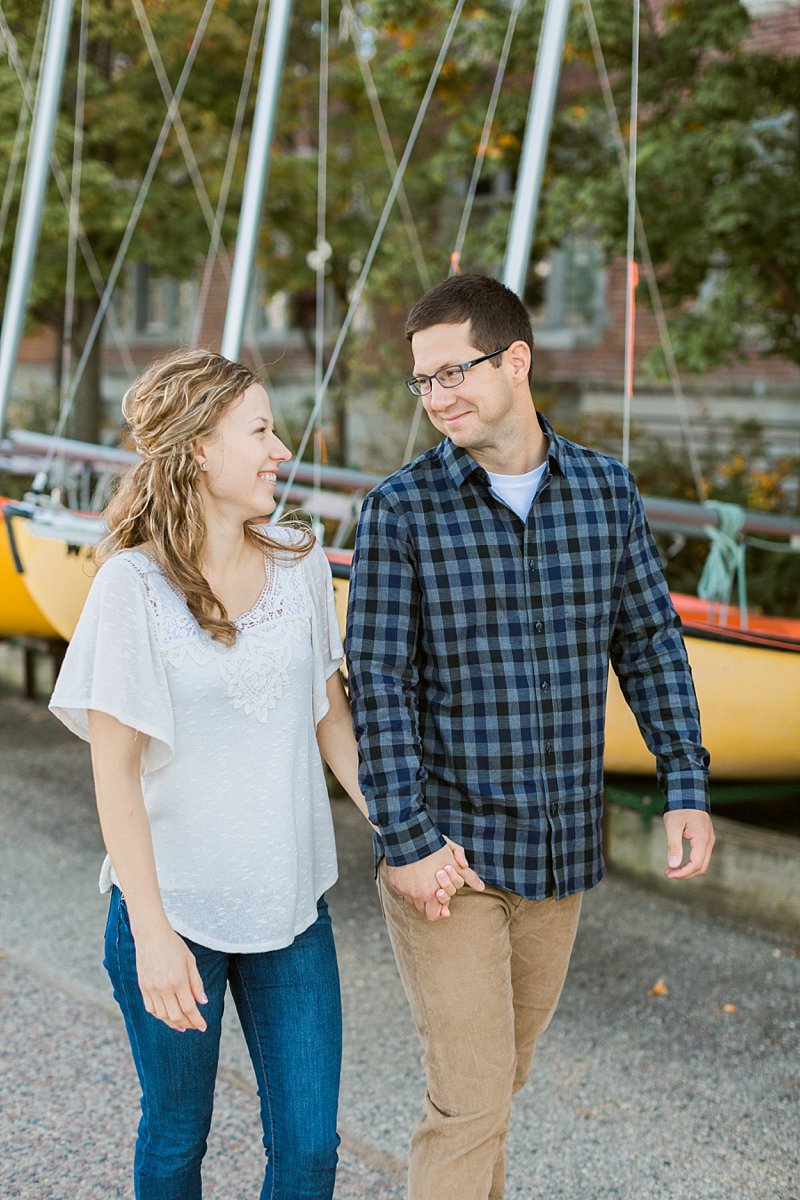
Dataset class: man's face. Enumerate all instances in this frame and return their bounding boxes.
[410,320,519,454]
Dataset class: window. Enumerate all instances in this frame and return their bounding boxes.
[526,238,606,348]
[121,264,195,339]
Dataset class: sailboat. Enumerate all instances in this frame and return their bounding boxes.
[1,0,798,785]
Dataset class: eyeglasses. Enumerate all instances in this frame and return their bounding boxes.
[405,346,510,397]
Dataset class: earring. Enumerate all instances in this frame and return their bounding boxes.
[199,461,208,471]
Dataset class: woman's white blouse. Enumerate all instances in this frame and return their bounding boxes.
[49,530,343,953]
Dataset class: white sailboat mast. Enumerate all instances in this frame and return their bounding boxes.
[502,0,571,297]
[221,0,293,360]
[0,0,75,436]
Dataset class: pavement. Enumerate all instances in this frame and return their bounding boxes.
[0,684,798,1200]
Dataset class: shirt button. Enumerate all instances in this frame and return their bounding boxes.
[545,743,553,755]
[535,621,544,633]
[528,559,536,571]
[550,803,559,817]
[541,680,549,691]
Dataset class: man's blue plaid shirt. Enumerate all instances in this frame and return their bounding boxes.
[345,417,710,899]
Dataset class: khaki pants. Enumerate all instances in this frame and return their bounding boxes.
[378,862,582,1200]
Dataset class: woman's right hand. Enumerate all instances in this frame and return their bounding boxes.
[133,921,208,1033]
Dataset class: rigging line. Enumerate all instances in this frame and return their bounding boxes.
[273,0,469,520]
[131,0,229,270]
[48,0,217,450]
[191,0,268,347]
[60,0,88,414]
[400,395,425,466]
[0,3,46,256]
[0,4,137,381]
[450,0,523,274]
[581,0,706,501]
[342,0,431,291]
[313,0,330,496]
[621,0,639,468]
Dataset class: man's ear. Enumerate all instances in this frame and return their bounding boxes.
[507,339,531,383]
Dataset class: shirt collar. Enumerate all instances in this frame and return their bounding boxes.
[438,412,567,489]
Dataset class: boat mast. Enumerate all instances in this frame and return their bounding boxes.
[502,0,571,297]
[221,0,293,360]
[0,0,75,436]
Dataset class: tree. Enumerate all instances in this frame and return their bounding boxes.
[0,0,259,441]
[542,0,800,371]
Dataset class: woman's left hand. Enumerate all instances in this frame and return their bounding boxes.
[433,864,465,917]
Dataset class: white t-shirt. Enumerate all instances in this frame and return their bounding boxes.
[486,461,547,522]
[49,529,343,953]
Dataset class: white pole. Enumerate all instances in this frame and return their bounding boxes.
[502,0,571,297]
[0,0,75,434]
[221,0,293,360]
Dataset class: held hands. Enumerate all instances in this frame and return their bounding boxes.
[133,919,209,1033]
[663,808,715,880]
[387,836,485,922]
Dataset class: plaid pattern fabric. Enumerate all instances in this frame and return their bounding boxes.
[345,417,710,899]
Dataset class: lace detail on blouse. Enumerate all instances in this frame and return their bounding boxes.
[125,547,311,722]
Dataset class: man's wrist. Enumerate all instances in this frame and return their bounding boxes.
[376,811,446,866]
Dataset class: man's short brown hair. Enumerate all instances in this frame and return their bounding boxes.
[405,274,534,382]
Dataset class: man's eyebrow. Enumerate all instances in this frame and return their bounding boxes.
[413,359,460,377]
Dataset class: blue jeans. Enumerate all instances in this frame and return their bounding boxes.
[104,887,342,1199]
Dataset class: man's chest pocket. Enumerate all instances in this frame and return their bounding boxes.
[544,550,618,628]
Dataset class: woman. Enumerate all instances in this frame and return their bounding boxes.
[50,349,462,1199]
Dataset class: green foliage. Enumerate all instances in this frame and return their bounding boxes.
[544,0,800,370]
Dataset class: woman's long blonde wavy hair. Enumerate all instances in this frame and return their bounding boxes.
[95,348,313,645]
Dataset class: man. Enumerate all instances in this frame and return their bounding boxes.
[345,274,714,1200]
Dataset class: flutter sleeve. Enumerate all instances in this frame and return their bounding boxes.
[49,554,174,774]
[304,539,345,726]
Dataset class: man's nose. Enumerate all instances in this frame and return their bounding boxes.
[427,379,456,411]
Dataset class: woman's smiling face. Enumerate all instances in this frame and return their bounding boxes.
[196,383,292,522]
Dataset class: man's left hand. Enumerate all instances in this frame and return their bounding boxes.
[663,808,715,880]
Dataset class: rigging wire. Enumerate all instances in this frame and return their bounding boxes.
[621,0,640,469]
[191,0,269,346]
[313,0,331,499]
[581,0,707,501]
[341,0,431,292]
[401,0,522,467]
[449,0,524,275]
[59,0,88,418]
[273,0,469,520]
[45,0,217,459]
[131,0,230,271]
[0,3,137,384]
[0,4,46,258]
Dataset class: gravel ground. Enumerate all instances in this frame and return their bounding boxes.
[0,685,798,1200]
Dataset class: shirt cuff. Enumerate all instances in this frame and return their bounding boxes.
[376,810,447,866]
[660,771,710,813]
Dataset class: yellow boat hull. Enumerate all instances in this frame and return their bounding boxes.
[5,512,97,642]
[604,636,799,780]
[0,509,61,638]
[9,517,798,781]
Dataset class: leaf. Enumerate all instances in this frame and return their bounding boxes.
[649,978,670,997]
